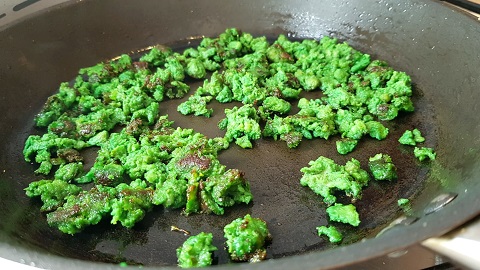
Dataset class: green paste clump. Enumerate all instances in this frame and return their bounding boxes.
[414,147,436,161]
[317,225,343,243]
[25,179,83,212]
[30,118,253,235]
[398,128,436,161]
[223,214,272,263]
[218,104,262,148]
[23,32,259,233]
[176,232,217,268]
[177,95,214,117]
[23,28,419,240]
[176,31,410,152]
[399,128,425,146]
[326,203,361,227]
[336,138,358,155]
[300,156,370,205]
[368,153,397,181]
[397,198,412,213]
[46,185,118,234]
[397,198,410,207]
[23,133,88,175]
[258,96,292,118]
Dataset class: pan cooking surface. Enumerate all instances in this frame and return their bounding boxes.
[5,37,437,266]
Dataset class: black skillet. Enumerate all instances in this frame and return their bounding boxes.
[0,0,480,269]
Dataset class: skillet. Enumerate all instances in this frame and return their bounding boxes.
[0,0,480,268]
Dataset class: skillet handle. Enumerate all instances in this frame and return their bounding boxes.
[421,215,480,269]
[442,0,480,14]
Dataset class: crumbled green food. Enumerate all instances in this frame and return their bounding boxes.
[368,153,397,181]
[25,180,83,212]
[224,214,271,263]
[29,117,252,234]
[54,162,85,182]
[23,133,87,175]
[414,147,436,161]
[335,110,368,140]
[176,232,217,268]
[186,58,207,79]
[300,156,369,204]
[24,29,267,234]
[326,203,361,227]
[46,185,117,234]
[199,169,252,215]
[259,96,291,116]
[218,105,261,148]
[110,179,154,228]
[399,128,425,146]
[336,138,358,155]
[316,225,343,243]
[24,28,418,241]
[397,198,412,213]
[177,95,213,117]
[263,99,337,148]
[178,31,413,150]
[397,198,410,206]
[366,121,389,140]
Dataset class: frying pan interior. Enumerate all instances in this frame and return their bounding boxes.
[0,0,480,269]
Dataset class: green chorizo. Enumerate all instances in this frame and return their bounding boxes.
[176,232,217,268]
[300,156,369,205]
[326,203,361,227]
[317,225,343,243]
[368,153,397,181]
[224,214,272,262]
[23,28,420,243]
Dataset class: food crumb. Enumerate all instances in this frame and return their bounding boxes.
[414,147,436,161]
[398,128,425,146]
[300,156,370,205]
[224,214,271,263]
[326,203,361,227]
[176,232,217,268]
[317,225,343,243]
[368,153,397,181]
[397,198,412,213]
